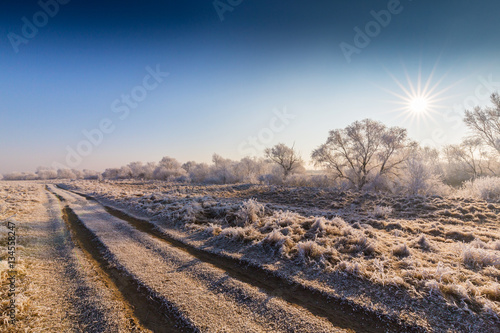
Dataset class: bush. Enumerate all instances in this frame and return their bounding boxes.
[457,176,500,202]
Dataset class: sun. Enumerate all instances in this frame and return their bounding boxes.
[376,62,457,127]
[409,96,429,113]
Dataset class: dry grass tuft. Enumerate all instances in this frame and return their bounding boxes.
[297,241,325,259]
[262,229,289,246]
[480,283,500,302]
[392,243,411,257]
[206,223,222,236]
[373,205,393,218]
[220,226,262,242]
[462,245,500,269]
[412,234,433,251]
[490,240,500,251]
[273,210,301,227]
[335,260,361,275]
[236,199,265,225]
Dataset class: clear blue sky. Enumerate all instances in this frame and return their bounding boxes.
[1,0,500,173]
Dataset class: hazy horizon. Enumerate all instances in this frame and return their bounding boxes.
[2,0,500,174]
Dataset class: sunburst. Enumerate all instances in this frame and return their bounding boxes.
[378,62,458,128]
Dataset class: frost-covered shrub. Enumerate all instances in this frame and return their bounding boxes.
[153,157,187,180]
[180,202,203,223]
[2,172,38,180]
[258,165,288,185]
[341,233,376,254]
[470,238,489,249]
[397,154,449,196]
[233,157,272,184]
[458,176,500,202]
[103,166,136,179]
[480,283,500,302]
[57,169,76,179]
[282,174,312,187]
[373,205,393,218]
[187,163,211,183]
[128,161,156,179]
[236,199,265,225]
[36,168,58,180]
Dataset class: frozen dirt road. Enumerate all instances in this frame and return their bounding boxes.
[46,185,357,333]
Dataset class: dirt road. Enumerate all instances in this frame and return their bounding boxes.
[2,182,432,332]
[44,184,356,332]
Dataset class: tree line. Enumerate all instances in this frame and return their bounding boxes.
[3,93,499,196]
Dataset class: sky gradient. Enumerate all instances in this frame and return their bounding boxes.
[1,0,500,173]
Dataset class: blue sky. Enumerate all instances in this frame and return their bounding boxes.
[1,0,500,173]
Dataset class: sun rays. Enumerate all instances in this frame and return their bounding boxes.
[378,62,458,128]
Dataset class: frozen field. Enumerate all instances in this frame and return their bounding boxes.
[1,180,499,332]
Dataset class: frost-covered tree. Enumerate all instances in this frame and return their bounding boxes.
[398,147,447,196]
[264,143,304,179]
[36,167,58,180]
[312,119,415,189]
[233,157,272,183]
[464,92,500,154]
[181,161,197,173]
[443,138,495,182]
[211,153,235,184]
[128,162,145,178]
[57,168,76,179]
[188,162,211,183]
[153,156,186,180]
[125,162,155,179]
[82,169,100,179]
[102,168,121,179]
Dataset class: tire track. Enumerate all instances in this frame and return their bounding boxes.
[47,187,190,333]
[45,191,116,332]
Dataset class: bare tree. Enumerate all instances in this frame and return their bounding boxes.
[311,119,415,189]
[464,92,500,154]
[265,143,303,179]
[444,138,498,183]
